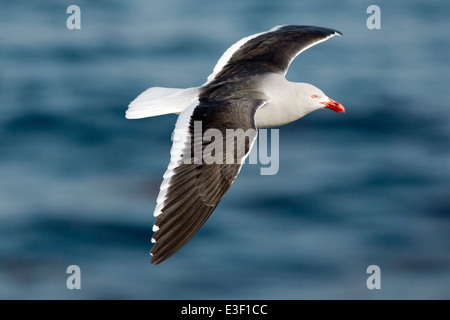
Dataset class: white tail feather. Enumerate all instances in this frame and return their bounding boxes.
[126,86,199,119]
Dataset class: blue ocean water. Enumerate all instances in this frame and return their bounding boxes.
[0,0,449,299]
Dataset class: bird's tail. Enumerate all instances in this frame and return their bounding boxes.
[125,86,199,119]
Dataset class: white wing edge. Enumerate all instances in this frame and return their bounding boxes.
[204,25,284,85]
[284,30,342,75]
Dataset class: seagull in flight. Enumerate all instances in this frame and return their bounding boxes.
[126,25,345,264]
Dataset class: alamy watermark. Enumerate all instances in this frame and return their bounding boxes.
[66,265,81,289]
[66,5,81,30]
[367,5,381,29]
[366,265,381,289]
[175,121,279,175]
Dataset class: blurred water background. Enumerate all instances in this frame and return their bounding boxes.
[0,0,448,299]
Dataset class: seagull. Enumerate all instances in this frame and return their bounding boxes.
[126,25,345,264]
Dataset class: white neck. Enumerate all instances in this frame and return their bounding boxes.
[255,74,311,128]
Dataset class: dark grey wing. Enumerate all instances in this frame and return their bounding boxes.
[150,97,266,265]
[207,25,341,83]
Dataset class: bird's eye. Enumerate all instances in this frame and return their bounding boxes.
[311,94,318,99]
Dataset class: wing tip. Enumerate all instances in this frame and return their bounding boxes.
[149,251,160,265]
[149,254,162,265]
[149,243,171,265]
[149,241,163,265]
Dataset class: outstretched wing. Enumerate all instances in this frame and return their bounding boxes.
[206,25,342,84]
[149,25,341,264]
[150,96,266,264]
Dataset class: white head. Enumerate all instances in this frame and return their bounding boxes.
[294,82,345,116]
[254,78,345,128]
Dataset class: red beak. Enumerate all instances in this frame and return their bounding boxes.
[320,98,345,113]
